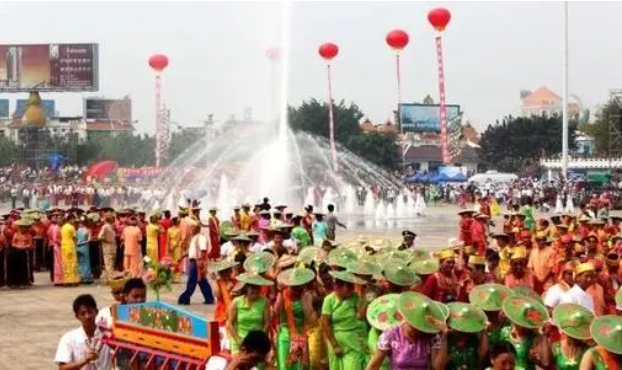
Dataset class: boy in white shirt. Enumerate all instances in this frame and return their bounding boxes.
[55,294,111,370]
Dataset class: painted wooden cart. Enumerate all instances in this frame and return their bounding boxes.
[104,301,221,369]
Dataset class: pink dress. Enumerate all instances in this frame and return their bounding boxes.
[47,224,63,285]
[377,325,440,369]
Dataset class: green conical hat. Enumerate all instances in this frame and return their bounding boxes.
[367,294,403,331]
[502,296,550,329]
[219,221,236,239]
[297,247,322,265]
[232,234,252,242]
[383,262,420,286]
[590,315,622,355]
[277,267,315,286]
[329,270,366,285]
[552,303,594,340]
[209,260,239,273]
[375,246,397,257]
[243,252,276,274]
[615,287,622,309]
[87,213,100,222]
[389,250,411,261]
[447,302,487,333]
[346,259,382,276]
[328,247,358,268]
[408,249,431,264]
[398,292,446,334]
[14,218,33,227]
[411,258,439,275]
[512,286,543,304]
[469,284,515,312]
[23,208,42,215]
[435,301,450,320]
[236,272,274,286]
[368,238,393,251]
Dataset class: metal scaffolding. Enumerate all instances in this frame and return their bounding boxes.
[14,127,76,169]
[608,89,622,169]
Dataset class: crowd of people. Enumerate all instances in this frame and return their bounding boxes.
[3,174,622,368]
[25,192,622,369]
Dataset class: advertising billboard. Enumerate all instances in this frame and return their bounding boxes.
[16,99,56,118]
[84,98,132,122]
[0,43,99,92]
[0,99,8,118]
[400,103,461,133]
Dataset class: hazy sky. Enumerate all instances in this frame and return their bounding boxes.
[0,1,621,133]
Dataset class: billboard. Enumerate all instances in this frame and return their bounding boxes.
[0,99,8,118]
[16,99,56,118]
[84,98,132,122]
[400,103,461,133]
[0,43,98,92]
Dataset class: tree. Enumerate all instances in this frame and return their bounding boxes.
[0,135,17,166]
[288,99,398,170]
[478,114,577,173]
[580,101,618,155]
[78,133,155,167]
[167,128,201,164]
[346,131,399,168]
[288,98,364,141]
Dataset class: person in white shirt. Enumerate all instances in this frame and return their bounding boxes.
[178,222,214,305]
[248,232,266,253]
[55,294,111,370]
[543,261,575,309]
[559,262,596,313]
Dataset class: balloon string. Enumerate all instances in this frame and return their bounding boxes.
[396,53,402,111]
[155,75,162,168]
[435,35,449,164]
[327,64,338,172]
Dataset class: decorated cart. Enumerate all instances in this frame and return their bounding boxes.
[104,301,221,369]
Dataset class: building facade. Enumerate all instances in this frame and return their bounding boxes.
[520,86,580,117]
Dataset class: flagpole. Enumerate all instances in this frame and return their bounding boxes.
[562,1,569,179]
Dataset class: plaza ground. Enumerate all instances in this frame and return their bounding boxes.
[0,205,476,369]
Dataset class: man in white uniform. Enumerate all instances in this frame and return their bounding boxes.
[543,261,575,309]
[559,262,596,313]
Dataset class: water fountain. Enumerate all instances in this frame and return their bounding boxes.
[146,2,415,230]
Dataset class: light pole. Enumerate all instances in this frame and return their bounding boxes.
[561,1,569,179]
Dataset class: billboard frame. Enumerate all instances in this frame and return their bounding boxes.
[399,102,461,133]
[0,43,99,93]
[83,96,132,122]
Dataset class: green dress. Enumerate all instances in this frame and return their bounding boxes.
[321,292,365,370]
[522,205,535,230]
[292,226,311,249]
[589,347,622,370]
[552,342,585,370]
[488,326,503,346]
[500,326,535,370]
[447,336,479,370]
[231,296,268,354]
[277,299,305,370]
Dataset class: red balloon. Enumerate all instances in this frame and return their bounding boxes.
[265,47,281,61]
[428,8,451,31]
[149,54,169,72]
[318,42,339,61]
[386,29,409,50]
